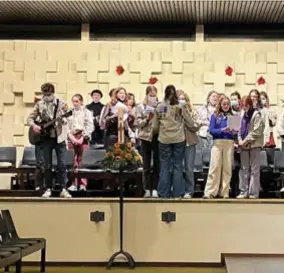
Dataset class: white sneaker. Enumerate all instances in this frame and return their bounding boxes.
[184,193,192,199]
[144,189,151,198]
[79,185,86,191]
[35,187,40,191]
[60,189,72,198]
[280,187,284,193]
[42,189,51,198]
[68,185,77,191]
[152,190,159,198]
[249,195,258,199]
[237,194,248,199]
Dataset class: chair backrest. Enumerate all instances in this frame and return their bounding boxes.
[274,151,284,172]
[52,150,74,168]
[194,150,203,172]
[260,150,268,169]
[202,148,211,167]
[0,146,16,166]
[80,149,106,169]
[90,144,105,150]
[66,150,74,168]
[0,210,18,239]
[0,212,11,243]
[22,146,36,166]
[264,147,276,165]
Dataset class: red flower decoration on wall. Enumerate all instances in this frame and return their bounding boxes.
[149,77,158,84]
[34,97,41,103]
[257,76,266,85]
[225,66,233,76]
[116,65,124,75]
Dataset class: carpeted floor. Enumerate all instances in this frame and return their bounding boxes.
[5,266,226,273]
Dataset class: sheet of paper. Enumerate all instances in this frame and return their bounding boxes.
[145,105,154,113]
[227,115,241,131]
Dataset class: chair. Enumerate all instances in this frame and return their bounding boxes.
[260,150,270,171]
[20,146,36,167]
[202,148,211,170]
[273,151,284,193]
[16,146,37,189]
[194,149,203,172]
[0,246,21,273]
[274,151,284,173]
[263,147,276,166]
[0,210,46,272]
[90,144,105,150]
[76,149,106,182]
[0,147,17,172]
[78,149,106,170]
[52,150,74,169]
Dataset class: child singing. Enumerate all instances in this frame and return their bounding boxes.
[237,96,264,199]
[203,95,236,199]
[136,86,159,198]
[67,94,94,192]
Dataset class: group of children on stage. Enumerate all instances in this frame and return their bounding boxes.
[32,82,284,199]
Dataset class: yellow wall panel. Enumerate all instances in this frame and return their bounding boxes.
[0,39,283,146]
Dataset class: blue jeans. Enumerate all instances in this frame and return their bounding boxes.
[184,144,196,195]
[35,144,44,189]
[42,138,67,189]
[158,141,185,198]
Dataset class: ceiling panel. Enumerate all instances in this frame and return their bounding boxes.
[0,1,283,24]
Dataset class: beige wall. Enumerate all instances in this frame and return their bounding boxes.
[0,25,284,147]
[2,198,284,263]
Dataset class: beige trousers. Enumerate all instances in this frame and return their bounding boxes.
[204,139,234,197]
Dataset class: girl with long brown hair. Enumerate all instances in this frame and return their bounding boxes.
[177,90,204,198]
[203,95,236,199]
[237,96,264,199]
[136,85,159,198]
[100,87,135,148]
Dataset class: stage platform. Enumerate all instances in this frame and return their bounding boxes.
[2,197,284,264]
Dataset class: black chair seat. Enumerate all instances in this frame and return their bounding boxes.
[0,246,21,253]
[77,168,105,173]
[3,242,30,249]
[18,165,35,169]
[0,165,13,169]
[14,238,45,244]
[0,251,13,258]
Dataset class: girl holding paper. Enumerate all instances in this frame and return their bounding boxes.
[237,96,264,199]
[136,86,159,198]
[203,95,236,199]
[101,87,135,148]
